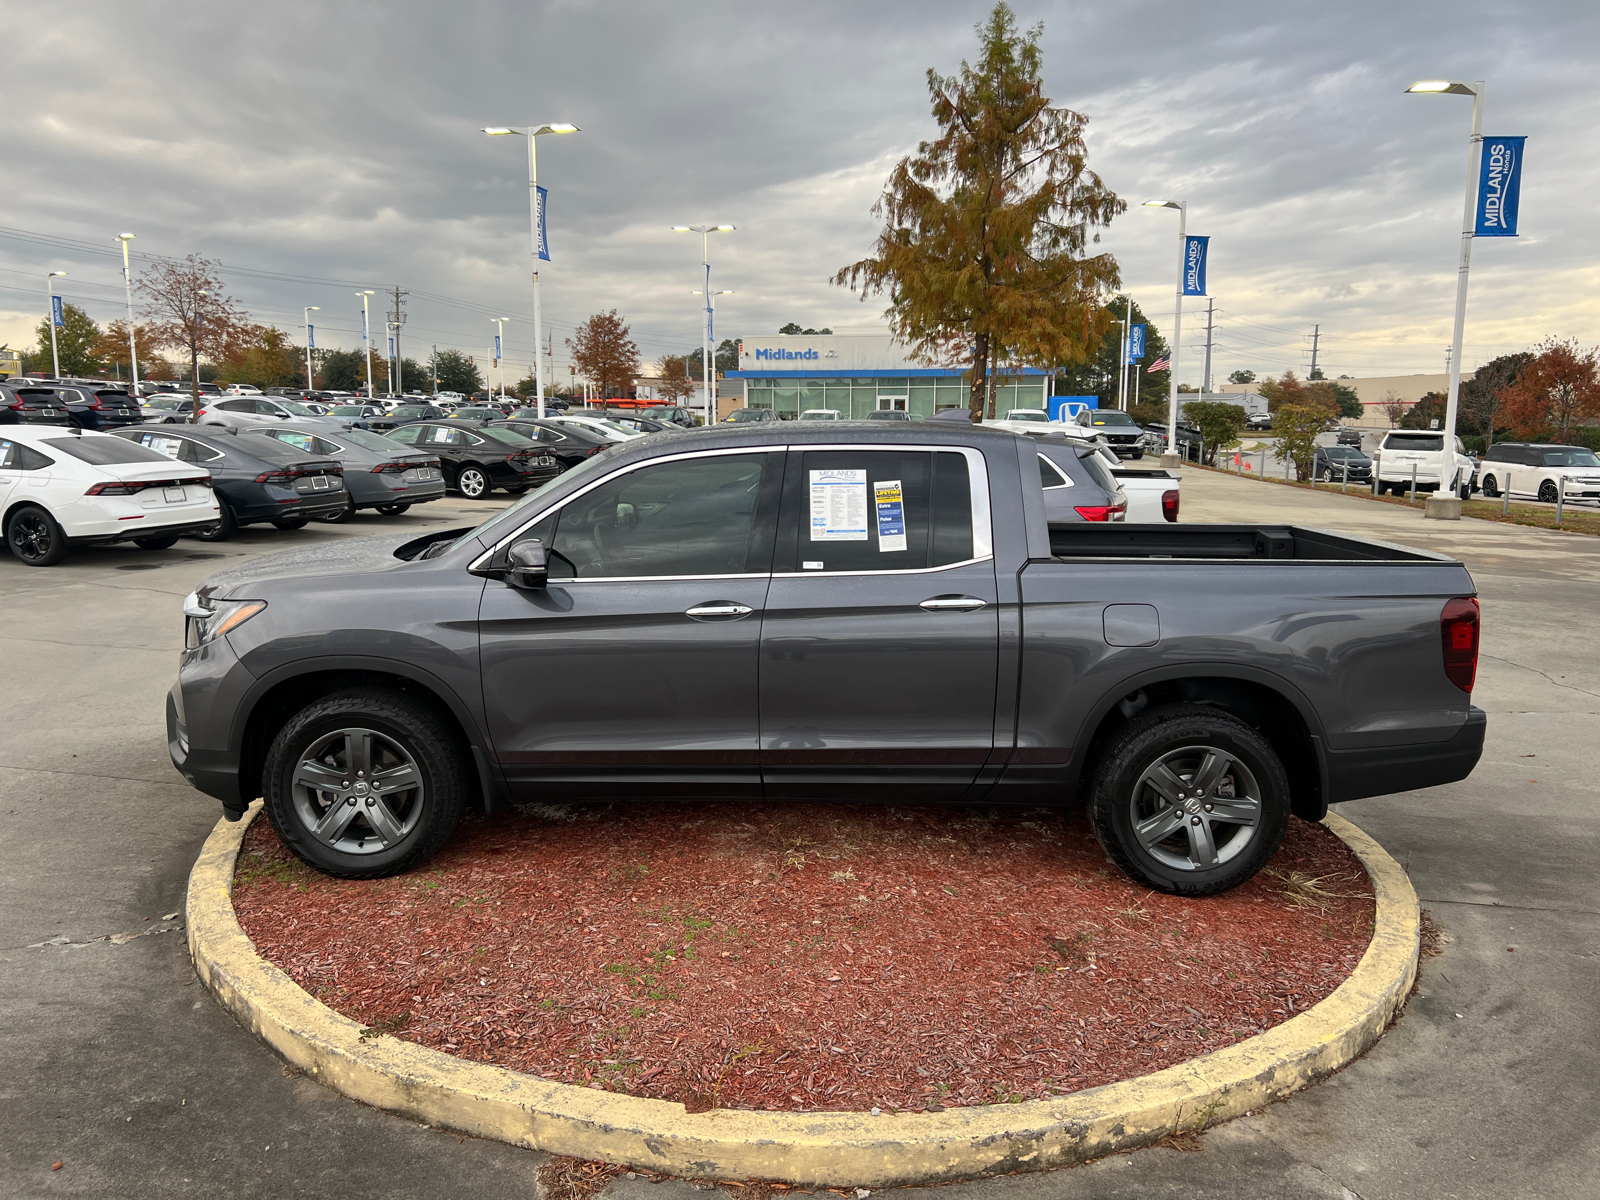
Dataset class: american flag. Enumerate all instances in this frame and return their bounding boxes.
[1147,356,1171,373]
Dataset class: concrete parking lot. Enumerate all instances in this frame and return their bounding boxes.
[3,471,1596,1199]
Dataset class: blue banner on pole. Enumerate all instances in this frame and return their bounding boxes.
[51,295,63,327]
[494,334,502,360]
[307,324,315,349]
[387,336,396,360]
[1475,136,1525,237]
[1127,324,1146,363]
[1183,236,1209,296]
[534,185,551,262]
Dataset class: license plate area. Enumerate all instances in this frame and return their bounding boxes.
[163,487,186,504]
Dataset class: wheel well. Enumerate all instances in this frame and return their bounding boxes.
[1076,677,1325,821]
[238,670,486,810]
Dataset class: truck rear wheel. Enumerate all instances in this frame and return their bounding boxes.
[1088,704,1290,896]
[261,688,469,879]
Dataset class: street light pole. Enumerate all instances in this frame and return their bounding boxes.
[303,306,320,391]
[1406,79,1486,460]
[671,224,735,425]
[1115,294,1131,412]
[1143,199,1187,466]
[45,272,65,378]
[385,323,398,395]
[482,123,579,419]
[492,318,509,401]
[355,291,375,397]
[116,234,139,394]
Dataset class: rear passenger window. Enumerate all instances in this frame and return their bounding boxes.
[385,426,423,445]
[782,450,974,573]
[1038,455,1072,489]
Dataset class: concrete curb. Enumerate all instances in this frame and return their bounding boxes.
[187,806,1418,1187]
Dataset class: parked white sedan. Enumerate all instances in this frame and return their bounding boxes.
[1,427,219,566]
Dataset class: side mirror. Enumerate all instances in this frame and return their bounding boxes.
[506,539,548,589]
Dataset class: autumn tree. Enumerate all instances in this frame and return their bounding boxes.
[1459,351,1533,446]
[834,3,1124,422]
[1305,380,1362,420]
[1500,339,1600,443]
[1401,391,1447,431]
[568,310,640,398]
[1257,371,1306,414]
[137,255,248,413]
[32,303,103,376]
[92,320,166,383]
[655,354,696,405]
[216,325,304,389]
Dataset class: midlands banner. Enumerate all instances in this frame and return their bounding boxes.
[535,185,551,261]
[1475,137,1525,237]
[51,294,63,326]
[1127,323,1146,363]
[1183,236,1209,296]
[307,323,315,349]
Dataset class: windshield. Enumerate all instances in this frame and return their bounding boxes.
[478,426,540,449]
[1545,449,1600,467]
[1006,411,1050,423]
[1323,446,1365,459]
[1384,433,1444,452]
[43,435,174,465]
[724,409,768,422]
[147,397,181,410]
[392,407,430,418]
[799,410,840,420]
[1088,411,1137,427]
[340,428,413,453]
[280,402,314,415]
[330,406,369,416]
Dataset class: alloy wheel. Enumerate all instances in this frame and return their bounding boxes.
[1539,480,1559,503]
[457,467,488,498]
[8,511,53,562]
[1128,745,1262,872]
[289,727,425,855]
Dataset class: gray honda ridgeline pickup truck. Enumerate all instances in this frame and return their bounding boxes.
[172,422,1485,895]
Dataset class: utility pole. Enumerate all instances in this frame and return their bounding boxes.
[1308,323,1321,379]
[1202,298,1216,395]
[388,287,408,394]
[431,345,438,397]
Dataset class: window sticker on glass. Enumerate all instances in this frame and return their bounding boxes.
[874,479,907,552]
[808,468,868,541]
[141,435,184,459]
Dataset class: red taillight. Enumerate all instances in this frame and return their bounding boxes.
[371,462,408,474]
[6,398,22,411]
[85,481,142,496]
[1162,489,1180,522]
[1441,597,1480,692]
[254,470,291,484]
[1075,504,1124,522]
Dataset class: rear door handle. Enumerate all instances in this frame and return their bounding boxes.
[685,602,755,620]
[919,595,988,612]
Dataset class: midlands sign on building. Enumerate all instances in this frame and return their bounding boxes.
[753,347,824,361]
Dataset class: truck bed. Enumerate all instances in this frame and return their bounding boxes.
[1046,523,1447,562]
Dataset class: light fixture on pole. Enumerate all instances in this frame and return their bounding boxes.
[303,307,320,391]
[671,225,736,425]
[45,271,66,379]
[1405,79,1486,473]
[355,290,376,397]
[1143,200,1187,466]
[483,122,579,418]
[116,234,139,395]
[491,317,509,400]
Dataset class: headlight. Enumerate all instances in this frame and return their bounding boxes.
[183,592,266,649]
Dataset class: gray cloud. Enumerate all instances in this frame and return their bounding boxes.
[1,0,1594,384]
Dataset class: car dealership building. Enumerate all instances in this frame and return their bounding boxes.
[727,334,1049,419]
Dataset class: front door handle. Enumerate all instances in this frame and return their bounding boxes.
[685,602,755,621]
[919,595,988,612]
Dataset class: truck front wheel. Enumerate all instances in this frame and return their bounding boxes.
[1088,704,1290,896]
[261,688,469,879]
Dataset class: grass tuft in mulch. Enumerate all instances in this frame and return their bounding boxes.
[235,802,1375,1114]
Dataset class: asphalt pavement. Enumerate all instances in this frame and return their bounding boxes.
[2,470,1596,1199]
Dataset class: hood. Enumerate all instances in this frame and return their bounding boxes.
[199,532,428,598]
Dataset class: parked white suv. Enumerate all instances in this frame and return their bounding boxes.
[1477,442,1600,503]
[199,396,350,432]
[1371,430,1475,499]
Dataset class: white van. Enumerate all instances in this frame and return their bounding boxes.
[1371,430,1475,499]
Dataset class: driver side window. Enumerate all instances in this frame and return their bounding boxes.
[516,453,776,580]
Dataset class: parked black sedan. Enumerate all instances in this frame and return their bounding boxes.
[1312,445,1373,484]
[244,424,446,520]
[0,383,72,426]
[365,403,445,432]
[381,420,559,498]
[114,425,348,539]
[500,417,614,470]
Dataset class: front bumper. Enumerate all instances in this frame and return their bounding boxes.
[1326,705,1486,804]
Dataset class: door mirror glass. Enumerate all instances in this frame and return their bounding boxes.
[506,539,548,589]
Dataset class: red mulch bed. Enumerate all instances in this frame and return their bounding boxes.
[233,803,1374,1114]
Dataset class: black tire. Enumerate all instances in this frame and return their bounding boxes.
[190,498,236,542]
[133,535,180,550]
[1087,704,1290,897]
[261,688,470,879]
[1539,480,1559,504]
[5,504,70,566]
[318,495,357,524]
[455,464,491,499]
[375,503,411,516]
[1131,450,1143,460]
[272,516,310,530]
[1481,474,1498,498]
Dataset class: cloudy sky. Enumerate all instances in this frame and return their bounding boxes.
[4,0,1595,386]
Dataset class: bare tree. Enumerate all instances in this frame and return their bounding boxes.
[1378,390,1410,428]
[137,255,248,416]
